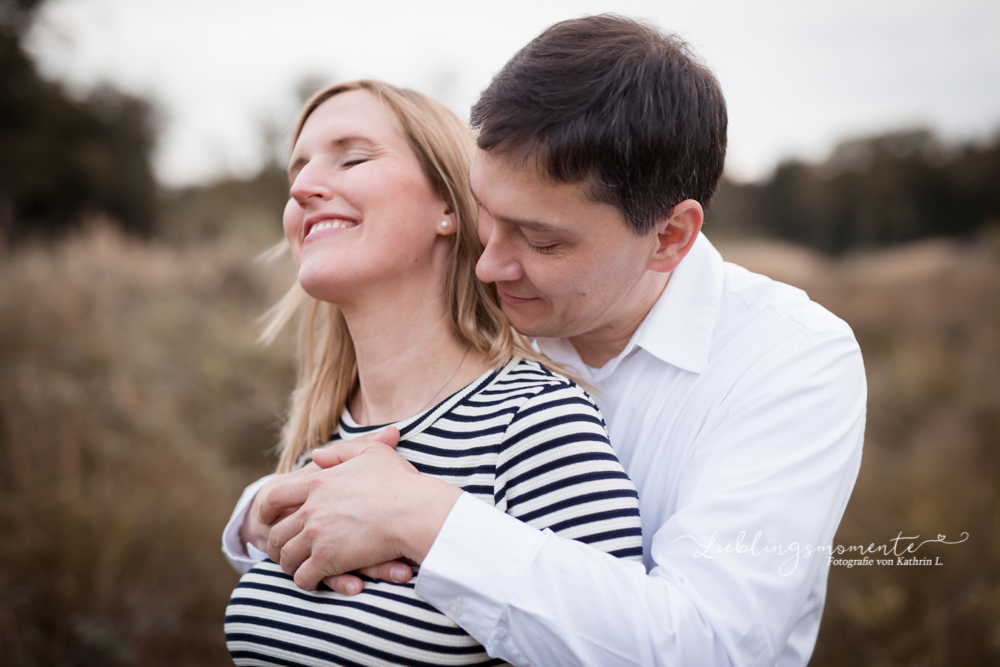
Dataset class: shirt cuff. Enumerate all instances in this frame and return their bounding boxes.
[415,492,548,647]
[221,474,276,574]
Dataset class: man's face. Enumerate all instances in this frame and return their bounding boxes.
[472,149,661,342]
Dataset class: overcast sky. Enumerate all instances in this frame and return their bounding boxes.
[25,0,1000,187]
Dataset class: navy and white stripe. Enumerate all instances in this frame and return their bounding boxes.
[226,358,642,666]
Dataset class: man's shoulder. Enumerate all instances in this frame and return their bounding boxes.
[685,259,864,389]
[718,259,854,342]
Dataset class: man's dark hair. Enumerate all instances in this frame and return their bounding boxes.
[471,14,727,235]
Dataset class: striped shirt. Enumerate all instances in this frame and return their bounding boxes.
[225,358,643,667]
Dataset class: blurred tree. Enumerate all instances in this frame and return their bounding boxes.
[711,129,1000,254]
[155,165,289,248]
[0,0,156,243]
[151,75,336,248]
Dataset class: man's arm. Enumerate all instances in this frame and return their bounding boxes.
[414,330,866,666]
[262,331,864,666]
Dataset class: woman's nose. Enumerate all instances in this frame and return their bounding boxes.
[289,161,332,204]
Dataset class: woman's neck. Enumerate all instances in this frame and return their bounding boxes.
[341,283,491,426]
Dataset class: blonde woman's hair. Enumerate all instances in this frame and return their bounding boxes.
[263,80,555,472]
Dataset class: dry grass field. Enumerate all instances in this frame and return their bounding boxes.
[720,238,1000,666]
[1,226,998,665]
[0,226,295,664]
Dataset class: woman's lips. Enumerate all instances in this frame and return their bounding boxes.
[304,217,358,240]
[497,286,536,305]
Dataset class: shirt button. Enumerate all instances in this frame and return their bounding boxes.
[448,598,463,617]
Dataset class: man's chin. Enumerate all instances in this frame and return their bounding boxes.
[501,303,562,339]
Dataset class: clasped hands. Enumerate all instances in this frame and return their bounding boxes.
[241,427,463,594]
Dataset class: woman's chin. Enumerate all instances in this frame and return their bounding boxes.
[298,270,352,305]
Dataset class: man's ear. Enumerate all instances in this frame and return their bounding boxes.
[647,199,704,274]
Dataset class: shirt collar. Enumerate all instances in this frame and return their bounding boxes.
[536,232,725,380]
[630,231,724,374]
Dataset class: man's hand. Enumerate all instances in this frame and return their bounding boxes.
[259,427,463,591]
[239,462,320,553]
[240,430,413,595]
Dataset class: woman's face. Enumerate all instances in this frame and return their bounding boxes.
[284,89,452,305]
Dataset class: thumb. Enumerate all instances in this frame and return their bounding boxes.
[374,426,400,448]
[310,428,399,469]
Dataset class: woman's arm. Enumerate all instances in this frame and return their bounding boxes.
[492,381,642,560]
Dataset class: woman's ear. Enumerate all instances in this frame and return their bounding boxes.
[647,200,703,273]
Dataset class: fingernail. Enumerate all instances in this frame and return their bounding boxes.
[390,565,410,583]
[346,582,360,595]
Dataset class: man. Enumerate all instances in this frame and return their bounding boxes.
[224,15,865,666]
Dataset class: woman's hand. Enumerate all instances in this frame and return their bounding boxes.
[322,561,416,595]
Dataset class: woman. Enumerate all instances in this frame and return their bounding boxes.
[224,80,642,667]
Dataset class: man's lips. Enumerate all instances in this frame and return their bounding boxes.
[496,286,537,305]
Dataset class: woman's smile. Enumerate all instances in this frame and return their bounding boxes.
[303,216,359,241]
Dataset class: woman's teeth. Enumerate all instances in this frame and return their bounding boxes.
[307,220,355,237]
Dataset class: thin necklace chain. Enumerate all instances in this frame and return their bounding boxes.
[416,345,471,414]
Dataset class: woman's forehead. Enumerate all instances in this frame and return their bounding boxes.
[298,89,403,146]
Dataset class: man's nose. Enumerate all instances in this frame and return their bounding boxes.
[476,223,523,284]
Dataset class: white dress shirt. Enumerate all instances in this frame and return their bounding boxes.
[222,232,866,666]
[413,233,866,666]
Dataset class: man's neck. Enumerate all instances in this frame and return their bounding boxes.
[568,271,671,369]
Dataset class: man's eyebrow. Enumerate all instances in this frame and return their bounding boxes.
[500,216,563,234]
[469,182,564,235]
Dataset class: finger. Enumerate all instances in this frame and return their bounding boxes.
[310,439,376,469]
[294,552,335,591]
[323,573,365,596]
[357,560,413,584]
[251,505,297,554]
[259,477,312,525]
[310,428,401,469]
[266,510,307,565]
[275,522,314,577]
[293,461,321,475]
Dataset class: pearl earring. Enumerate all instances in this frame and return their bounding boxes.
[439,220,451,231]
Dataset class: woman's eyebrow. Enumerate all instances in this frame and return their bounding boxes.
[288,135,379,178]
[333,135,378,149]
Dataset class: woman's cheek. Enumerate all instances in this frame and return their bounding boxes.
[283,199,304,265]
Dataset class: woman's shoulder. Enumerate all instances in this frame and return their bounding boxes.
[490,356,582,390]
[472,357,592,402]
[460,356,604,424]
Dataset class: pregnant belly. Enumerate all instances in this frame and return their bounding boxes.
[225,560,509,667]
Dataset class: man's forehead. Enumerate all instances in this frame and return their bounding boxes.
[470,148,541,187]
[472,150,573,209]
[470,149,623,232]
